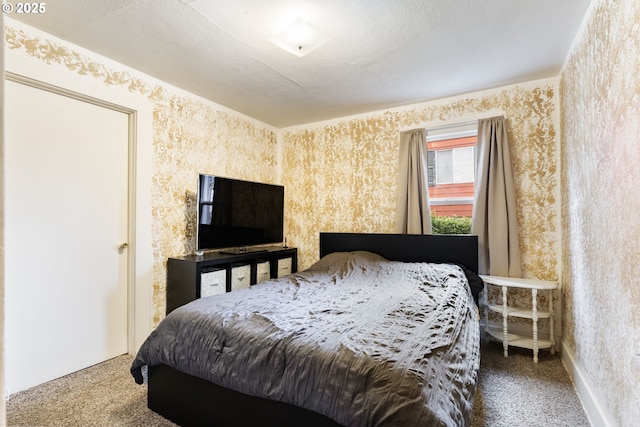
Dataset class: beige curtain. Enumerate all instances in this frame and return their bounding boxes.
[395,129,432,234]
[471,116,522,276]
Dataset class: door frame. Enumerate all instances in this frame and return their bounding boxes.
[6,71,138,352]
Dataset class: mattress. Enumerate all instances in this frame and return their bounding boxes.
[131,251,480,426]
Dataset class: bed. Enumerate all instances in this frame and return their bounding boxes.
[131,232,481,426]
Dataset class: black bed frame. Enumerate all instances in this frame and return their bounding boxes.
[319,232,478,273]
[148,233,478,427]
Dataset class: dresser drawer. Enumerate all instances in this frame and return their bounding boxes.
[256,261,271,284]
[277,257,292,278]
[231,264,251,291]
[200,268,227,297]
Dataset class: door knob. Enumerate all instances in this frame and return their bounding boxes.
[118,242,129,250]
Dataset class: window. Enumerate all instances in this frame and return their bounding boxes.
[433,146,475,185]
[425,123,478,232]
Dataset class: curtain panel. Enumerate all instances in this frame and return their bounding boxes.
[471,116,522,276]
[395,129,432,234]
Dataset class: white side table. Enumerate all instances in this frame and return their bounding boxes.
[480,275,558,363]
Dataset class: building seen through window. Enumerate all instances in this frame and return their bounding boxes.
[425,123,477,233]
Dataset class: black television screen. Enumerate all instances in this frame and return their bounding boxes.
[196,175,284,252]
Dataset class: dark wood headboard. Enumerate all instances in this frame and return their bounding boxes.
[319,232,479,274]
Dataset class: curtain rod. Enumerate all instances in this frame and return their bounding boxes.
[400,120,477,133]
[399,111,505,132]
[427,120,478,131]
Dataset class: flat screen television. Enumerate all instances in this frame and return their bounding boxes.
[196,175,284,253]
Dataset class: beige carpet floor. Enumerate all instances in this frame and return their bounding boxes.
[8,340,590,426]
[471,341,591,426]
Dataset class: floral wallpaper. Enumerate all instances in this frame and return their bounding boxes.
[5,21,561,337]
[282,84,560,336]
[152,97,278,323]
[280,87,559,280]
[560,0,640,425]
[283,86,558,279]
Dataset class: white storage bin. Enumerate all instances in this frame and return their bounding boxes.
[277,257,292,278]
[256,261,270,284]
[231,264,251,291]
[200,269,226,297]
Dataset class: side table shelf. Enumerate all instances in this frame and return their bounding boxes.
[480,275,558,363]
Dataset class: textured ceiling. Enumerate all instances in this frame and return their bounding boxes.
[10,0,592,127]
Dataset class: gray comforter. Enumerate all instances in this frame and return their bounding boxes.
[131,251,480,426]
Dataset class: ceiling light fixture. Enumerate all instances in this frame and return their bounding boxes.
[269,18,328,57]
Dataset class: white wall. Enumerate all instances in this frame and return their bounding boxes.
[1,7,6,424]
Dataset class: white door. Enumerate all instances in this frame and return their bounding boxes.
[5,80,130,394]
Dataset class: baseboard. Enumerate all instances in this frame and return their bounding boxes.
[560,340,616,427]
